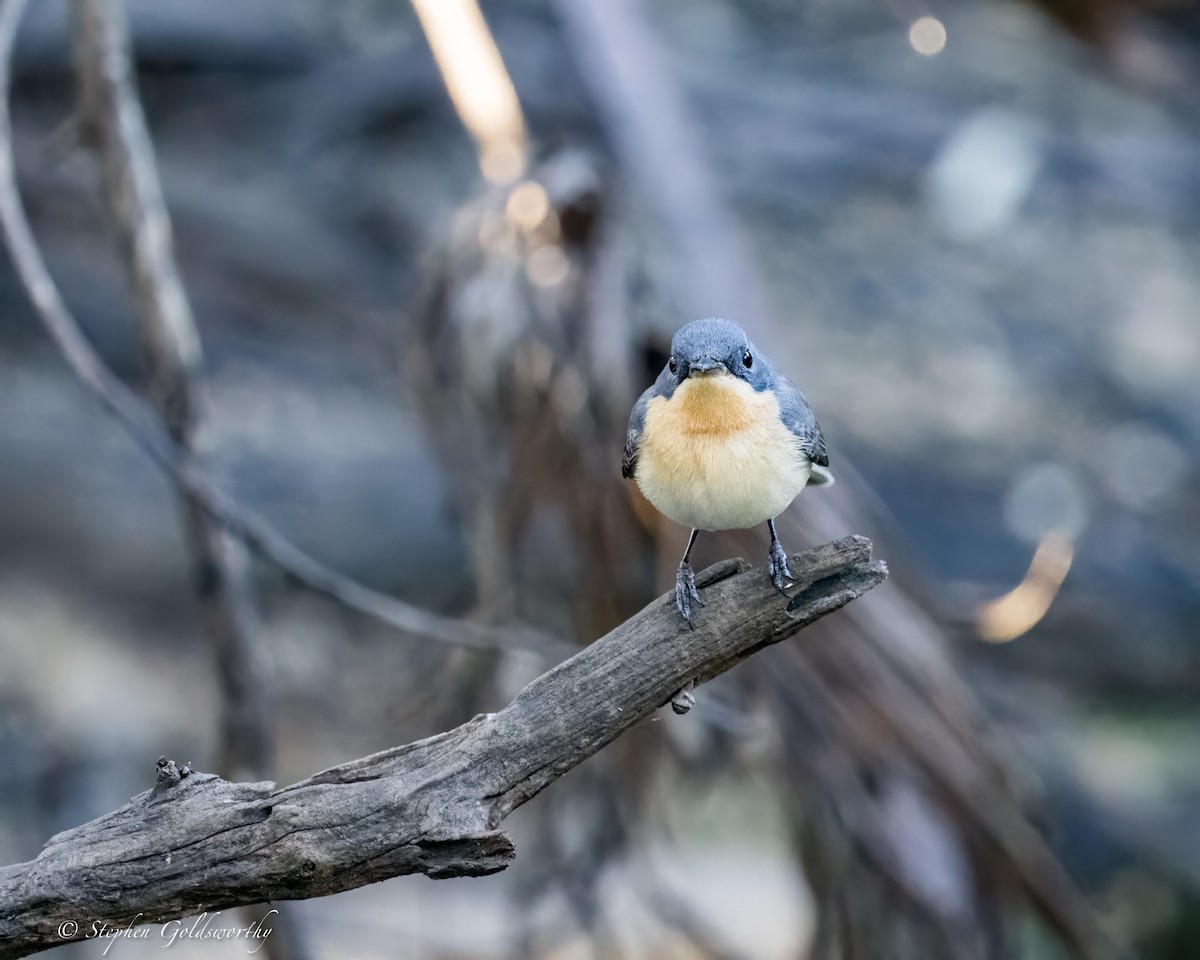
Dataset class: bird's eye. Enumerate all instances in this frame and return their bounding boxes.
[742,350,753,369]
[668,357,678,374]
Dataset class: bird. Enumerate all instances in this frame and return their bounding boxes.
[622,317,832,625]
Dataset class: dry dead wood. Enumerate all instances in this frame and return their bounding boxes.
[0,537,885,959]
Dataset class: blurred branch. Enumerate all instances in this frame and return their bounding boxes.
[68,2,301,953]
[553,0,768,325]
[0,0,562,660]
[72,0,265,782]
[555,1,1111,957]
[642,882,754,960]
[0,538,887,960]
[410,0,527,183]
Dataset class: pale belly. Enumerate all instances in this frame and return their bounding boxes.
[635,376,812,531]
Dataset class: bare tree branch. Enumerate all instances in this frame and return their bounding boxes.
[71,0,201,441]
[0,537,886,960]
[68,3,305,953]
[0,0,563,660]
[72,0,266,782]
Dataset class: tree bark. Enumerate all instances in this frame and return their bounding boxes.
[0,537,884,960]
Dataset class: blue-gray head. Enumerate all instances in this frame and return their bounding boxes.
[663,317,771,391]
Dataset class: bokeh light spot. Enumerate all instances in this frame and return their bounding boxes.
[909,16,947,56]
[1004,463,1087,544]
[978,530,1074,643]
[927,109,1042,240]
[526,244,569,288]
[506,181,550,233]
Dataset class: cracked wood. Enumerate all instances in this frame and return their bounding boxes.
[0,536,885,959]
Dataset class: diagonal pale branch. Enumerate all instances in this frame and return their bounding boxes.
[0,538,887,960]
[71,0,202,442]
[0,0,562,660]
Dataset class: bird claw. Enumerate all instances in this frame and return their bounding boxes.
[768,540,794,594]
[675,562,704,627]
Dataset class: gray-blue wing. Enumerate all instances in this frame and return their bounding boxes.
[622,386,654,479]
[776,374,832,482]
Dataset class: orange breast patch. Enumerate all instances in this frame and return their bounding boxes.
[670,375,756,437]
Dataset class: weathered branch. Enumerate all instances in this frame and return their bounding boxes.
[0,0,562,660]
[0,537,885,959]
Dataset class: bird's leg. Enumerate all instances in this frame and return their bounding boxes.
[674,528,704,627]
[767,518,794,594]
[670,533,702,711]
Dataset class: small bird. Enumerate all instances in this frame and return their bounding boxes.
[623,318,832,625]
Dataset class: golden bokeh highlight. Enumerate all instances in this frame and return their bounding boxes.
[505,180,551,232]
[410,0,527,183]
[526,244,570,288]
[977,530,1074,643]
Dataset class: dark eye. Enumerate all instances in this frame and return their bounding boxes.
[668,357,678,374]
[742,350,753,369]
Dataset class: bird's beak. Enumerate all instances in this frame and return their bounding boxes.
[687,356,724,376]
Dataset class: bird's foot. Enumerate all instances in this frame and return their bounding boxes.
[675,562,704,627]
[768,539,794,594]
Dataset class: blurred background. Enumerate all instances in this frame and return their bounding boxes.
[1,0,1199,957]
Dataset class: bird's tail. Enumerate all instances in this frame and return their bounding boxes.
[809,464,835,486]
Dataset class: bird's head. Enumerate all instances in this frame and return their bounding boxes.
[663,317,767,389]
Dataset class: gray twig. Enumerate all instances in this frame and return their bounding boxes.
[0,538,886,960]
[68,3,299,954]
[71,0,267,784]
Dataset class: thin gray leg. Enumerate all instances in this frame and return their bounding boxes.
[674,528,704,626]
[766,518,794,594]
